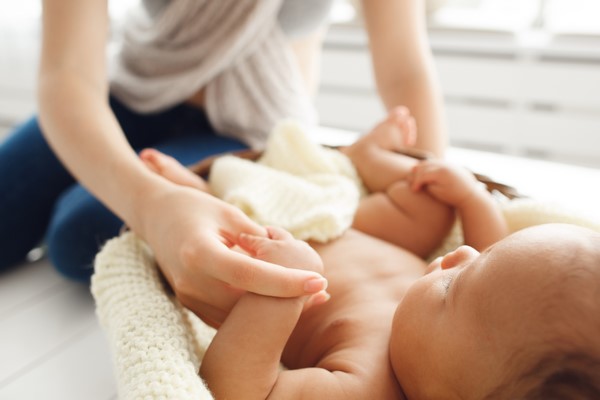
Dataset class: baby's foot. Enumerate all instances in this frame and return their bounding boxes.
[140,148,211,192]
[364,106,417,151]
[340,106,419,193]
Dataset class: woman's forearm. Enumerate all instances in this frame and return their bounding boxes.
[201,293,304,400]
[38,73,169,235]
[379,76,447,157]
[38,0,170,236]
[362,0,447,157]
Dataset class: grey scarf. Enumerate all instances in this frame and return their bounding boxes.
[109,0,316,149]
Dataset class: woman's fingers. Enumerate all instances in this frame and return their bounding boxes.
[303,290,331,311]
[211,248,327,298]
[204,198,325,295]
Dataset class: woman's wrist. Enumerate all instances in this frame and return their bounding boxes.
[124,166,178,239]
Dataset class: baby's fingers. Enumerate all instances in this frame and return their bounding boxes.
[410,162,441,191]
[265,226,294,241]
[237,232,271,255]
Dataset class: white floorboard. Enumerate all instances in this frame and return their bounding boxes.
[0,258,65,318]
[0,260,116,400]
[0,326,116,400]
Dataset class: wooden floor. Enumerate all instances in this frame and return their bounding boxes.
[0,258,116,400]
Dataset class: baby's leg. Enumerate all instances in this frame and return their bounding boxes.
[353,181,455,258]
[140,148,210,192]
[341,107,418,193]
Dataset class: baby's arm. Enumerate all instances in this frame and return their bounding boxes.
[409,159,508,251]
[200,227,332,400]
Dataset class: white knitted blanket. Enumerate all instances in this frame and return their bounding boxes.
[92,132,600,399]
[110,0,316,149]
[208,120,364,242]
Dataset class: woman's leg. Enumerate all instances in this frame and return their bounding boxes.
[0,96,184,273]
[0,118,75,270]
[46,103,247,282]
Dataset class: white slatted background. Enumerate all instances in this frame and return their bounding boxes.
[316,26,600,167]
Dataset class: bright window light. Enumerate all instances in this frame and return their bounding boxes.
[545,0,600,35]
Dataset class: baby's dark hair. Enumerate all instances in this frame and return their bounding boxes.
[485,351,600,400]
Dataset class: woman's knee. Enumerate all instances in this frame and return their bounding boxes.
[0,117,76,270]
[46,185,122,282]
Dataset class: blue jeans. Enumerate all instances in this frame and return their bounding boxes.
[0,96,246,282]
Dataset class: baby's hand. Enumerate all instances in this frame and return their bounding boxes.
[408,159,482,208]
[140,148,211,192]
[237,226,324,275]
[237,227,328,308]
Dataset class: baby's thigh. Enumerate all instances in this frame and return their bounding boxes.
[353,181,455,258]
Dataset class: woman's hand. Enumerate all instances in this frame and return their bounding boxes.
[237,226,329,309]
[137,184,328,326]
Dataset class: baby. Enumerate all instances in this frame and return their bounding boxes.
[141,111,600,399]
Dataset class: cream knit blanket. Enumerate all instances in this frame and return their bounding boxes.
[208,120,364,242]
[110,0,316,149]
[92,130,600,399]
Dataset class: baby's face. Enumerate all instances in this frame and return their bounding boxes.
[389,224,600,399]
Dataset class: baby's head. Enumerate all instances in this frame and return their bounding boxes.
[389,223,600,399]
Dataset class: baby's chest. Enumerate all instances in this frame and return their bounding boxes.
[285,304,395,364]
[297,328,403,398]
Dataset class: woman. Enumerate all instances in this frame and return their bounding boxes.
[0,0,446,321]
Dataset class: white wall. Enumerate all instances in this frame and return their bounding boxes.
[316,25,600,168]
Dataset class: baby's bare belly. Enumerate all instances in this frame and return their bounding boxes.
[283,229,426,368]
[312,229,426,297]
